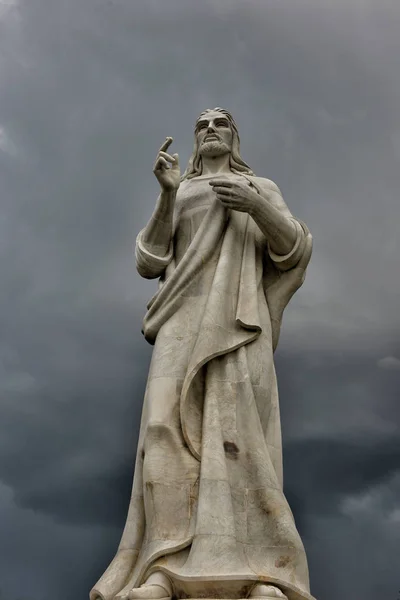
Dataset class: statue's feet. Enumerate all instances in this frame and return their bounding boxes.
[249,583,288,599]
[125,572,172,600]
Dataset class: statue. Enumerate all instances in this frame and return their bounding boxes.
[90,108,314,600]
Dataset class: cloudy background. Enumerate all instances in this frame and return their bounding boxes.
[0,0,399,598]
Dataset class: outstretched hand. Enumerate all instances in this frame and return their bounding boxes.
[209,178,261,214]
[153,137,180,192]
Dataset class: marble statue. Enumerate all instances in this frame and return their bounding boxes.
[90,108,314,600]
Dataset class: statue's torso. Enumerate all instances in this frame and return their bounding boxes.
[174,173,259,262]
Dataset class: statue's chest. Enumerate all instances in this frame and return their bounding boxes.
[174,180,214,243]
[176,175,245,228]
[178,179,215,213]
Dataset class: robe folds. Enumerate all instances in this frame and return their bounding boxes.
[90,174,314,600]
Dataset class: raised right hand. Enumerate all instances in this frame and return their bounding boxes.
[153,137,180,192]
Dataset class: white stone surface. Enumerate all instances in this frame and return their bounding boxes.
[90,109,315,600]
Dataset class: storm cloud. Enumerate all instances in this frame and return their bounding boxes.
[0,1,399,599]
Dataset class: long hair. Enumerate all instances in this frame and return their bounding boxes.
[181,107,255,180]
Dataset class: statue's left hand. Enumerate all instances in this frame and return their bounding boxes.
[209,178,261,215]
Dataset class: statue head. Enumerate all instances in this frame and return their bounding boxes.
[181,107,254,180]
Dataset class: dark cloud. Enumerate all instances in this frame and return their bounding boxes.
[284,435,400,515]
[0,1,399,599]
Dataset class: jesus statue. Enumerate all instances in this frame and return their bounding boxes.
[90,108,315,600]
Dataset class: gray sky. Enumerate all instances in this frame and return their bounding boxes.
[0,1,399,599]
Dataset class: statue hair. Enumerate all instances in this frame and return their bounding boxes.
[181,107,255,180]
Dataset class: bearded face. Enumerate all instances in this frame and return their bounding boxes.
[195,111,233,158]
[181,108,254,180]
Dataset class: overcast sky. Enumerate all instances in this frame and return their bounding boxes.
[0,1,399,599]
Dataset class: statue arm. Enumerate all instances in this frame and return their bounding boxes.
[135,189,176,279]
[251,180,306,271]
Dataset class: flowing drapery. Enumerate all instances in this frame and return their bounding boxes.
[90,176,313,600]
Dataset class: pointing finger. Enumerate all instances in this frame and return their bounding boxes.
[159,137,173,153]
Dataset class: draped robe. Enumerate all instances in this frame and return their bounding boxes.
[90,173,314,600]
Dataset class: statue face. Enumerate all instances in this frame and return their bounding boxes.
[195,111,233,158]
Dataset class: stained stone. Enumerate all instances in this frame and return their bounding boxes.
[90,108,315,600]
